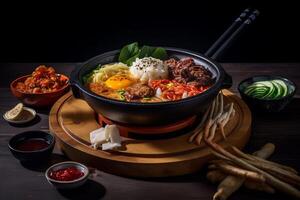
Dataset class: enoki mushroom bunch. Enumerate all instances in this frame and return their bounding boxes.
[188,92,300,199]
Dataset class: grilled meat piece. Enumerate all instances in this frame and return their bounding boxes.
[125,84,155,100]
[165,57,213,86]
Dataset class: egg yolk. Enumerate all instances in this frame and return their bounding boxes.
[105,74,134,89]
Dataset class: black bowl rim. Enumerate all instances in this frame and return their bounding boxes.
[8,130,55,153]
[238,75,297,101]
[72,47,227,106]
[45,161,89,183]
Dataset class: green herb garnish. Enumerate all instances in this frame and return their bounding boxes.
[117,89,126,101]
[118,42,168,65]
[118,42,139,65]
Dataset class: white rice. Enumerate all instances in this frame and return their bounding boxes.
[130,57,168,83]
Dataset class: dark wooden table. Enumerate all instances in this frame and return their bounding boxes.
[1,63,300,200]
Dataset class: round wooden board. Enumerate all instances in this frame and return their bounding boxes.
[49,90,251,177]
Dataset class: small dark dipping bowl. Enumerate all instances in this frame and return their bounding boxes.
[45,161,89,189]
[238,75,296,112]
[71,48,232,125]
[8,131,55,162]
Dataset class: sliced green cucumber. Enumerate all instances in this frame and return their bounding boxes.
[271,81,283,99]
[273,80,288,96]
[262,84,274,99]
[244,79,289,100]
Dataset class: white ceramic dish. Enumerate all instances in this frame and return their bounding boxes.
[3,107,36,124]
[45,161,89,189]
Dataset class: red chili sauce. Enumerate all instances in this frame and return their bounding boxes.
[49,167,84,181]
[16,138,49,151]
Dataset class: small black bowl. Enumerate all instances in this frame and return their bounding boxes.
[238,75,296,112]
[8,130,55,162]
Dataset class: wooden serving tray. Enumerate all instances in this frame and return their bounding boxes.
[49,90,251,177]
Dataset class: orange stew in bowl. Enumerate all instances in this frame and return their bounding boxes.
[16,65,68,94]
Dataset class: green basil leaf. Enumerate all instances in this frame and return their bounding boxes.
[118,42,139,63]
[139,45,156,58]
[119,43,168,65]
[125,54,139,66]
[151,47,168,60]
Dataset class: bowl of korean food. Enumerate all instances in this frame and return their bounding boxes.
[70,43,233,125]
[10,65,70,107]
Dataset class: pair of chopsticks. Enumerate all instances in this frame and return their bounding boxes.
[205,8,260,60]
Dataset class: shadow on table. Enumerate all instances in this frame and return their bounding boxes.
[8,114,41,127]
[36,107,51,115]
[20,153,67,172]
[58,179,106,200]
[128,170,207,183]
[250,97,300,117]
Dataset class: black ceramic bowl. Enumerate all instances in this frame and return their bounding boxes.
[70,48,232,125]
[238,75,296,112]
[8,131,55,162]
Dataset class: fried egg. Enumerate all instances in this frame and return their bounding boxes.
[105,74,134,90]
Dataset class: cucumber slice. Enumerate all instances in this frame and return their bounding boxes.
[271,81,282,99]
[273,80,288,96]
[244,79,290,100]
[244,87,258,95]
[257,81,274,88]
[245,83,268,98]
[244,87,255,94]
[246,88,267,96]
[261,82,274,99]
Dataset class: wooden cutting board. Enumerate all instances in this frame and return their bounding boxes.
[49,90,251,177]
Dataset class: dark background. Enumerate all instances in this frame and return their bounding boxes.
[1,1,299,63]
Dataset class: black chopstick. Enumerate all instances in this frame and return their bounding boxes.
[205,8,252,58]
[210,9,260,60]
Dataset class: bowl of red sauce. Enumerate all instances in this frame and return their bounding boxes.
[8,131,55,162]
[45,161,89,189]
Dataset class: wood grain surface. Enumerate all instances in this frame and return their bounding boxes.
[0,63,300,200]
[49,90,250,177]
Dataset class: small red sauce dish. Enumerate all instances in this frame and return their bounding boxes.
[10,74,70,107]
[45,161,89,189]
[8,131,55,162]
[49,166,84,181]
